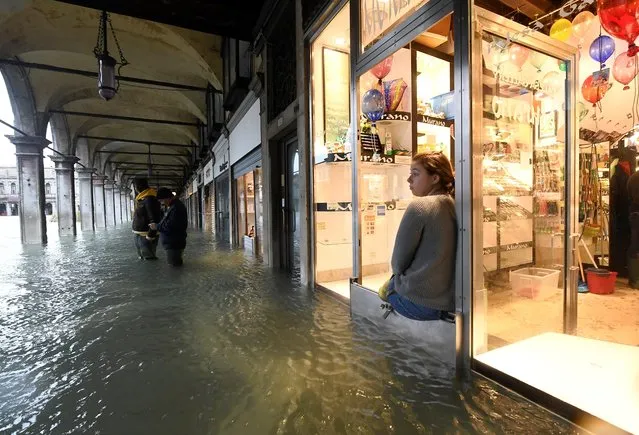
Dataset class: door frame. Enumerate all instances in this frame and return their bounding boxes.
[215,172,230,243]
[278,135,300,273]
[470,7,579,340]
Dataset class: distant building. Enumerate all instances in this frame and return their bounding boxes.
[0,166,56,216]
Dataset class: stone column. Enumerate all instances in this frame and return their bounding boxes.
[50,155,79,236]
[93,175,107,228]
[6,135,50,244]
[104,181,116,227]
[115,187,123,225]
[76,168,94,231]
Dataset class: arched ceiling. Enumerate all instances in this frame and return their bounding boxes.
[0,0,226,188]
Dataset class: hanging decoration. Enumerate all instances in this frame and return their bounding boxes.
[529,51,548,72]
[581,73,612,105]
[578,101,590,121]
[612,50,638,88]
[370,56,394,84]
[589,35,616,67]
[597,0,639,56]
[572,11,597,45]
[382,79,408,112]
[362,89,386,122]
[508,44,530,70]
[550,18,573,42]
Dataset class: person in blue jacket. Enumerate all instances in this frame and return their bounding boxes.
[150,187,188,266]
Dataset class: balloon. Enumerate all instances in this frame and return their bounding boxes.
[382,79,408,112]
[613,51,638,89]
[558,60,567,72]
[362,89,385,122]
[597,0,639,56]
[508,44,530,70]
[529,51,548,71]
[371,56,393,80]
[589,35,616,66]
[485,46,509,70]
[543,71,563,96]
[572,11,596,40]
[577,101,590,122]
[581,74,611,105]
[550,18,573,42]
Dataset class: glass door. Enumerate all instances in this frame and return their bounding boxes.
[472,20,574,357]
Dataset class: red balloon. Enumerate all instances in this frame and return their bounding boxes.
[371,56,393,80]
[613,51,638,89]
[597,0,639,56]
[582,74,611,105]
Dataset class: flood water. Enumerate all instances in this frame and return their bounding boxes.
[0,216,580,434]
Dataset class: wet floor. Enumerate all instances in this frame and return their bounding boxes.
[0,217,580,434]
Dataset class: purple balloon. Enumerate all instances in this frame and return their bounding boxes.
[590,35,615,66]
[362,89,385,122]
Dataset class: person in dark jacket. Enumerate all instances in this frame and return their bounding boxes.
[150,187,188,266]
[132,178,163,260]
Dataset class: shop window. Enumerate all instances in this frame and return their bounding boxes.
[358,15,454,291]
[223,37,252,112]
[311,3,353,298]
[10,183,16,194]
[360,0,429,52]
[236,171,260,253]
[469,6,639,433]
[45,183,51,195]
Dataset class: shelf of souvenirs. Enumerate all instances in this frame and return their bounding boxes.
[482,174,532,196]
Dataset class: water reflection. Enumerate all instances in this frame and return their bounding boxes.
[0,217,578,434]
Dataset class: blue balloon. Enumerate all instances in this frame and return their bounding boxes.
[589,35,615,66]
[362,89,385,122]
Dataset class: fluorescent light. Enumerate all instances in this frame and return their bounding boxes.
[335,37,346,46]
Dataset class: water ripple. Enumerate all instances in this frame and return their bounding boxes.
[0,217,579,434]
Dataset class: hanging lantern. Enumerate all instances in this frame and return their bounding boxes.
[97,53,117,101]
[93,10,128,101]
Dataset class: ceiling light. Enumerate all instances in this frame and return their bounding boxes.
[335,37,347,46]
[93,11,128,101]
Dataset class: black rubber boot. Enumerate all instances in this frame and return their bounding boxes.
[627,257,639,289]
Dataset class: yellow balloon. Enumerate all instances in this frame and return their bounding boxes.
[572,11,595,39]
[550,18,573,42]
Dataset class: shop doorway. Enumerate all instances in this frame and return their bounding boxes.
[280,137,300,274]
[215,174,230,243]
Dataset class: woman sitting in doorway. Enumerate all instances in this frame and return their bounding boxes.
[378,152,457,320]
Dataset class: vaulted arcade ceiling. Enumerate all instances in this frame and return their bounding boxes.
[0,0,262,189]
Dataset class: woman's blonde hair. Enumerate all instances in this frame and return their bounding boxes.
[412,152,455,196]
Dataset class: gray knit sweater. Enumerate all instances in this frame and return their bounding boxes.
[391,194,457,311]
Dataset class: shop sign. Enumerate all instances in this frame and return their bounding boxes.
[219,161,229,173]
[203,160,214,185]
[361,0,428,49]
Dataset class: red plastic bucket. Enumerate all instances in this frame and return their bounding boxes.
[585,268,617,295]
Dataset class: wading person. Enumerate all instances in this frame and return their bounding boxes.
[150,187,188,266]
[378,152,457,320]
[132,178,163,260]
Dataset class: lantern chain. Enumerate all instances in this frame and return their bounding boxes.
[107,13,129,68]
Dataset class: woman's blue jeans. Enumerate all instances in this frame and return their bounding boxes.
[387,276,442,321]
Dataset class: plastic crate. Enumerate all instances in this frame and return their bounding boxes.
[510,267,560,299]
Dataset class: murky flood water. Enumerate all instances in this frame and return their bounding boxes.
[0,216,579,434]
